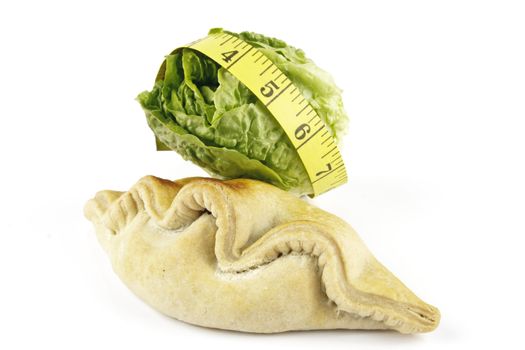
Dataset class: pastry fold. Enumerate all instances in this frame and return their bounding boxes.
[84,176,439,333]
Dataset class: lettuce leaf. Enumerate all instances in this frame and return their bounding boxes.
[137,28,348,195]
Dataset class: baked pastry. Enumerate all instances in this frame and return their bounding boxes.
[84,176,439,333]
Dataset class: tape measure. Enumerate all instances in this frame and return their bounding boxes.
[168,32,347,196]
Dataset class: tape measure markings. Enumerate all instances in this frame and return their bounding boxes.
[226,47,254,69]
[335,172,346,180]
[296,105,309,116]
[333,175,348,186]
[334,172,347,180]
[266,82,293,107]
[219,37,233,46]
[186,33,347,196]
[312,163,345,184]
[296,125,325,150]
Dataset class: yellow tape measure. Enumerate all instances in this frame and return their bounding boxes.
[182,32,347,196]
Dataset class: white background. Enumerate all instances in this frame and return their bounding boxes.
[1,0,524,349]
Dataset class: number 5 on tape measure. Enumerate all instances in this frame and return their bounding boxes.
[186,33,347,196]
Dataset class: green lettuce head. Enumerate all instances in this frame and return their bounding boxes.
[137,28,348,195]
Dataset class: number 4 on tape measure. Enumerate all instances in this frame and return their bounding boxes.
[221,50,238,62]
[186,33,347,196]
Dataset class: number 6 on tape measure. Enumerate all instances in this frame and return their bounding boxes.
[185,33,347,196]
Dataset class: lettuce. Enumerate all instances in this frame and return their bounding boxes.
[137,28,348,195]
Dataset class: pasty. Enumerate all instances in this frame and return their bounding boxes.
[84,176,439,333]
